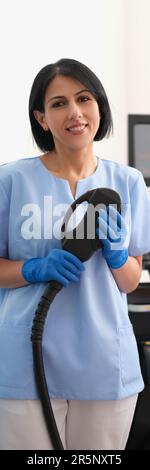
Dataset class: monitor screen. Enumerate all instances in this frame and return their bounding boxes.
[134,124,150,178]
[128,115,150,186]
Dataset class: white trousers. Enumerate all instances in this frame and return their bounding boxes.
[0,395,138,450]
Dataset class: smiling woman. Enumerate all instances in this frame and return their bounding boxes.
[29,58,113,154]
[28,58,112,192]
[0,58,150,451]
[33,75,100,155]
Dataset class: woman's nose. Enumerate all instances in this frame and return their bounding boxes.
[67,101,82,120]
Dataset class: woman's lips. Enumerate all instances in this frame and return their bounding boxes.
[66,124,88,134]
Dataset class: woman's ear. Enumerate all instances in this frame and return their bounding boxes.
[33,110,49,131]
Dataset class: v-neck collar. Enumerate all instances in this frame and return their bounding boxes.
[36,156,101,200]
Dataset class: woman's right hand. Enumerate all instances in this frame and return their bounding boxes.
[21,248,85,286]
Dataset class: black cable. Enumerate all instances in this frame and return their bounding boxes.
[31,188,121,450]
[31,281,64,450]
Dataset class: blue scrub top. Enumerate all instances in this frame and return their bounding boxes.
[0,156,150,400]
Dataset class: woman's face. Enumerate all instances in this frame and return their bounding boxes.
[35,75,100,152]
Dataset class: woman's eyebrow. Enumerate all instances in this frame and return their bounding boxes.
[47,88,90,103]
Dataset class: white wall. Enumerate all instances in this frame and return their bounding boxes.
[0,0,149,166]
[0,0,126,165]
[126,0,150,113]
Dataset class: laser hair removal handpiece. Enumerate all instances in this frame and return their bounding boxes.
[31,187,121,450]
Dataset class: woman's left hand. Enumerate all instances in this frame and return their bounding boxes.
[96,205,129,269]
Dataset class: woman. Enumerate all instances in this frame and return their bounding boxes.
[0,58,150,450]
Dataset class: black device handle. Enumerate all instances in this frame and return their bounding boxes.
[61,187,121,261]
[61,187,121,232]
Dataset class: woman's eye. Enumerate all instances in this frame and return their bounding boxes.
[78,95,90,102]
[52,101,65,108]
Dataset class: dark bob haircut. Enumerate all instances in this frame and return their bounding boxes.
[29,58,113,152]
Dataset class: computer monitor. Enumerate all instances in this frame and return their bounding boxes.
[128,114,150,187]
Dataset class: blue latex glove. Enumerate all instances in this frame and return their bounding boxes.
[21,248,85,286]
[96,205,129,269]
